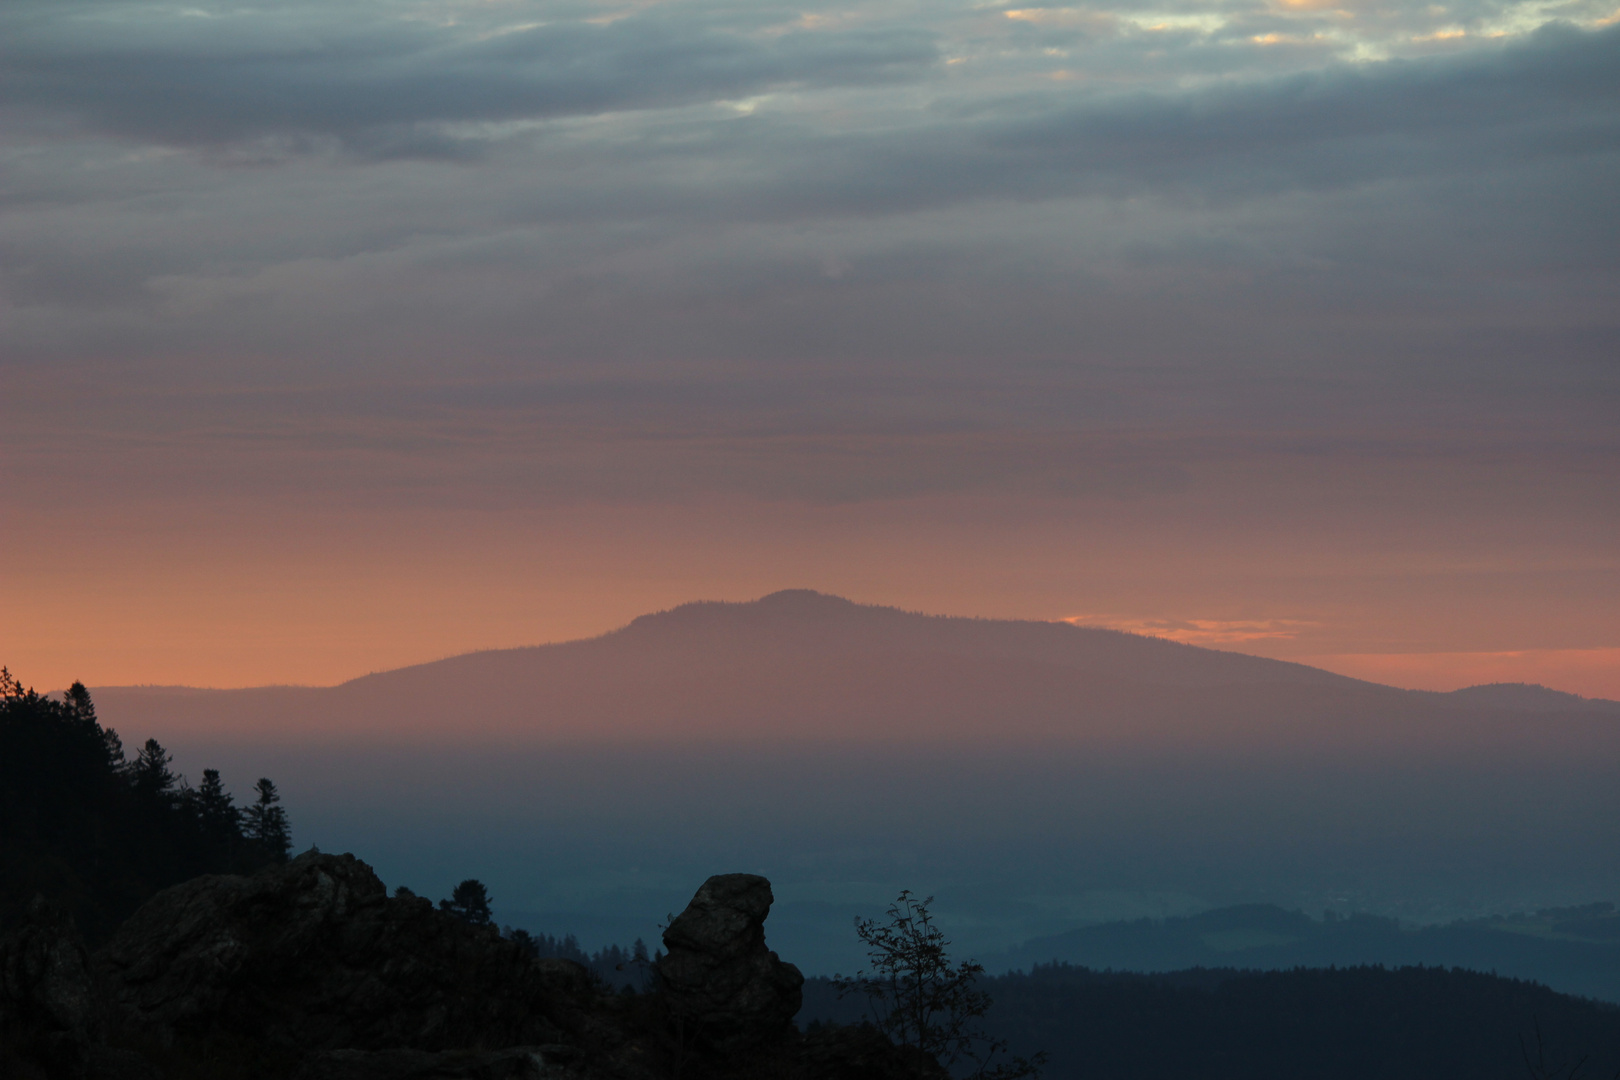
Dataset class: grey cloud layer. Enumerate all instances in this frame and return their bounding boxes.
[592,22,1620,230]
[0,0,1615,516]
[8,0,1615,173]
[986,23,1620,194]
[0,4,936,155]
[5,2,1612,213]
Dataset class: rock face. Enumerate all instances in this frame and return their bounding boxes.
[1,896,103,1044]
[3,853,943,1080]
[656,873,805,1048]
[99,851,579,1056]
[0,897,153,1079]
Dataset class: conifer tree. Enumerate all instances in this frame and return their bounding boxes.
[440,879,494,925]
[194,768,240,843]
[506,927,540,958]
[244,777,292,861]
[102,726,126,770]
[132,738,177,800]
[62,681,97,725]
[1,670,294,938]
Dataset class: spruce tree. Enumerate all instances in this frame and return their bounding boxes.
[132,738,177,801]
[102,726,126,771]
[62,681,97,726]
[194,768,241,844]
[440,879,494,925]
[244,777,292,862]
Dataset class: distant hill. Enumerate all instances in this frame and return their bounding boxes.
[803,964,1620,1080]
[989,902,1620,1002]
[90,591,1620,760]
[1443,682,1620,713]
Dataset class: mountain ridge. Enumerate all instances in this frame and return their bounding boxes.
[84,591,1620,754]
[984,900,1620,1002]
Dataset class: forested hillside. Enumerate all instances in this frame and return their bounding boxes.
[992,902,1620,1002]
[803,964,1620,1080]
[0,669,290,941]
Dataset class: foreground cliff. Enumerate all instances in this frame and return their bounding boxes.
[0,852,943,1080]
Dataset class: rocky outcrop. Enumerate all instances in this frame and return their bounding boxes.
[3,853,943,1080]
[2,896,103,1044]
[0,897,153,1079]
[99,851,580,1055]
[656,872,804,1049]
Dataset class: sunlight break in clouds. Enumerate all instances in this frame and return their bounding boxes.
[1062,615,1318,646]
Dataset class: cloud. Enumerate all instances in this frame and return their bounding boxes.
[1063,614,1319,645]
[0,1,938,156]
[4,19,1614,354]
[0,1,1615,517]
[3,0,1613,190]
[762,21,1620,214]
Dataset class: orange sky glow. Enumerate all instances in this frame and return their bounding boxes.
[5,479,1615,699]
[2,7,1616,705]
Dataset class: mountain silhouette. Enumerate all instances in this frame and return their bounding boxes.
[90,591,1620,758]
[1442,682,1617,712]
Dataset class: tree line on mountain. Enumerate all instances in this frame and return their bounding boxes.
[444,882,1040,1078]
[401,874,1620,1080]
[0,667,652,988]
[433,875,661,992]
[508,926,658,992]
[992,900,1620,1003]
[803,961,1620,1080]
[0,669,291,941]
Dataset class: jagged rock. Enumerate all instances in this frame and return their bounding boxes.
[7,856,942,1080]
[1,897,93,1077]
[98,851,578,1055]
[656,873,804,1049]
[0,897,158,1079]
[1,896,103,1043]
[292,1045,569,1080]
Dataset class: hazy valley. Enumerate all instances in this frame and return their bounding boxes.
[86,592,1620,980]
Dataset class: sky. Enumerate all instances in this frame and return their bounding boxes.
[2,0,1617,696]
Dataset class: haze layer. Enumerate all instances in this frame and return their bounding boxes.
[91,593,1620,971]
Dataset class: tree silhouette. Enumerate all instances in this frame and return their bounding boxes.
[244,777,292,862]
[441,879,494,925]
[193,768,240,844]
[101,725,127,771]
[1,669,291,939]
[834,890,1043,1079]
[62,681,97,726]
[132,738,177,801]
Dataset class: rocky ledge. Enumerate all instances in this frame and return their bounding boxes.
[0,852,944,1080]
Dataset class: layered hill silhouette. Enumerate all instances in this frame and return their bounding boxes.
[92,591,1620,758]
[987,902,1620,1002]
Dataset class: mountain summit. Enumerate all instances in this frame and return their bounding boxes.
[91,592,1620,756]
